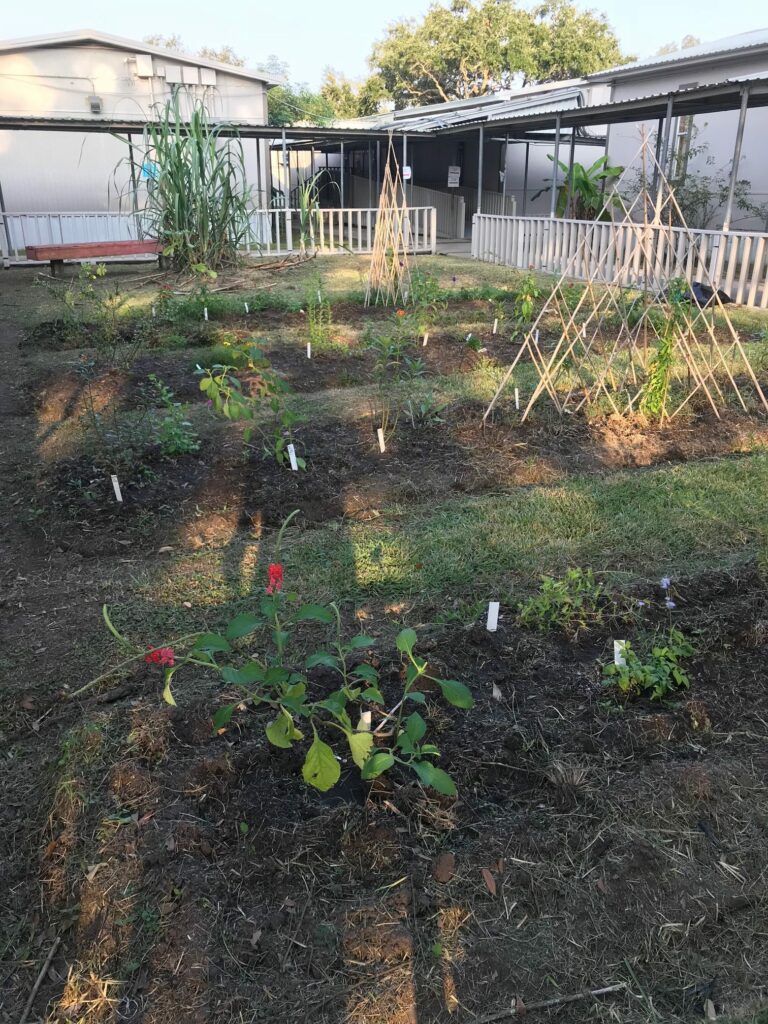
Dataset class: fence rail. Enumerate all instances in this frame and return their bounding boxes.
[1,206,437,266]
[471,214,768,309]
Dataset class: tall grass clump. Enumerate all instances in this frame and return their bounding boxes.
[128,95,253,272]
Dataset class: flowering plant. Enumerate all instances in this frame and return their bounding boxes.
[79,512,472,795]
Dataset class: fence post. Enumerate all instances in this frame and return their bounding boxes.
[471,214,478,259]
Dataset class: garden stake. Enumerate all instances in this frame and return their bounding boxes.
[614,640,627,666]
[486,601,500,632]
[423,332,429,347]
[203,307,209,321]
[515,387,520,410]
[152,305,156,317]
[307,342,312,358]
[287,443,299,471]
[493,317,498,334]
[110,475,123,503]
[377,427,386,453]
[244,302,249,313]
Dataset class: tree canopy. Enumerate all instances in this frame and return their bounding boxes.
[368,0,632,107]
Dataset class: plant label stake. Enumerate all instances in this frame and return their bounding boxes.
[203,307,209,321]
[486,601,500,632]
[244,302,249,314]
[307,342,312,359]
[613,640,627,666]
[422,332,429,347]
[287,444,299,472]
[152,305,156,318]
[493,318,498,334]
[377,428,386,453]
[358,710,372,732]
[317,290,322,303]
[466,332,473,343]
[110,474,123,503]
[515,387,520,410]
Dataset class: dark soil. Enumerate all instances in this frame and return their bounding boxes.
[2,280,768,1024]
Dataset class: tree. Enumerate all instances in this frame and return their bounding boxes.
[655,34,701,57]
[143,35,245,68]
[319,69,388,118]
[368,0,631,108]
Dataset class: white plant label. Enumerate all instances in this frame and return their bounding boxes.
[486,601,500,632]
[466,332,473,342]
[515,387,520,410]
[493,318,498,334]
[317,290,322,303]
[422,332,429,347]
[287,443,299,472]
[110,474,123,503]
[613,640,627,666]
[203,307,209,321]
[358,710,372,732]
[377,428,386,453]
[244,302,249,314]
[151,305,156,318]
[307,342,312,359]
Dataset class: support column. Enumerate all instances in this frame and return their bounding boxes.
[566,129,577,218]
[655,95,674,213]
[281,128,292,250]
[367,140,372,207]
[402,133,408,205]
[549,115,561,219]
[522,141,530,216]
[722,86,750,233]
[477,125,484,214]
[340,141,345,208]
[501,134,508,208]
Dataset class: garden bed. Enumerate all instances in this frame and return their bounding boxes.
[2,258,768,1024]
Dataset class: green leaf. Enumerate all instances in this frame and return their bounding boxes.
[265,709,304,749]
[406,691,426,704]
[305,652,341,670]
[397,732,415,754]
[225,613,262,640]
[360,687,385,704]
[411,760,457,796]
[302,735,341,791]
[162,667,177,707]
[221,662,265,686]
[264,666,291,686]
[405,711,427,742]
[347,731,374,769]
[352,663,379,684]
[396,628,417,655]
[348,635,376,649]
[361,751,395,780]
[437,678,474,709]
[294,604,335,624]
[212,703,237,732]
[191,633,231,655]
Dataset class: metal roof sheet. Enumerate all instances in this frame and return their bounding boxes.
[589,28,768,81]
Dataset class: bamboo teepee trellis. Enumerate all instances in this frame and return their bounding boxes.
[484,136,768,425]
[365,135,413,307]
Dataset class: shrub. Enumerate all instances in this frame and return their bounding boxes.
[603,628,694,701]
[518,568,606,638]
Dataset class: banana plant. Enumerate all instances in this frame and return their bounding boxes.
[535,155,624,221]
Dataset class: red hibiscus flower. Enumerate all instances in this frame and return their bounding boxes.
[145,646,175,667]
[266,563,284,595]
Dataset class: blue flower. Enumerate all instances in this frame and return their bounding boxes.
[665,598,676,610]
[660,576,671,590]
[636,600,646,607]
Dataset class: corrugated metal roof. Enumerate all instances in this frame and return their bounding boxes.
[589,28,768,81]
[0,29,283,86]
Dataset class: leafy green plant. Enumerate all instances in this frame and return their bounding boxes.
[197,346,284,442]
[410,270,446,333]
[145,374,200,457]
[125,96,254,271]
[85,513,473,796]
[536,155,624,221]
[510,274,542,335]
[603,628,694,701]
[306,282,334,348]
[518,568,606,638]
[263,398,307,470]
[404,391,447,428]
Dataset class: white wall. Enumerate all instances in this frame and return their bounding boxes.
[0,41,270,212]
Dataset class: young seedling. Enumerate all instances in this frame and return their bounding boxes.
[110,474,123,503]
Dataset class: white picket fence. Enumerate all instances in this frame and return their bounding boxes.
[471,213,768,308]
[1,206,437,266]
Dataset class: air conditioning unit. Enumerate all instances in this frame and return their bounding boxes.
[88,95,103,114]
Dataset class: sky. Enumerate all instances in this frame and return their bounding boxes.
[2,0,767,88]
